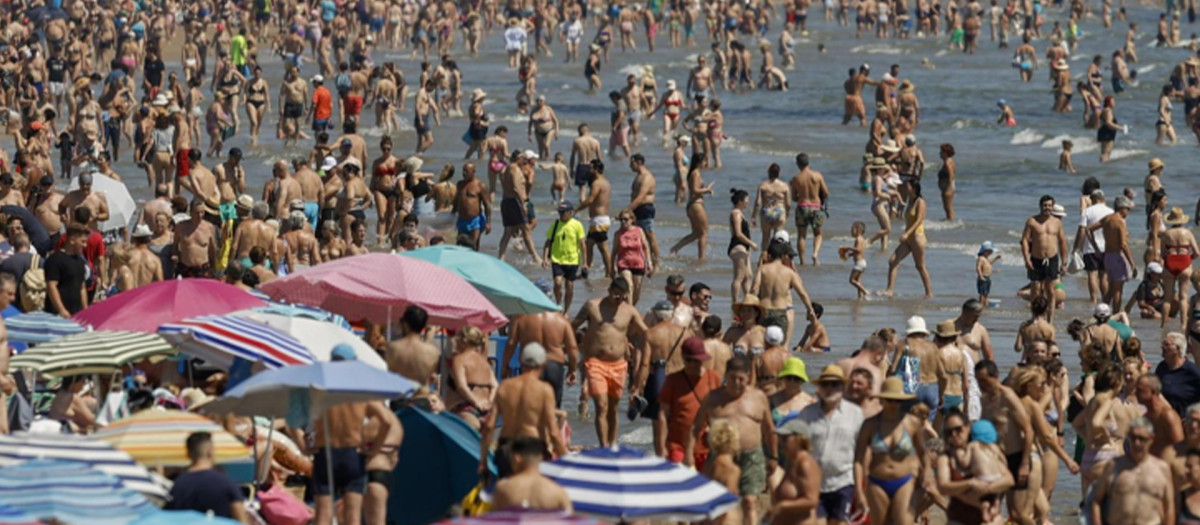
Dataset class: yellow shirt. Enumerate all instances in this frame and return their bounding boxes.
[546,218,585,265]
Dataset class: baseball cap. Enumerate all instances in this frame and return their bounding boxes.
[521,342,547,368]
[682,337,710,361]
[557,201,574,213]
[331,343,357,361]
[1093,303,1112,318]
[766,325,784,345]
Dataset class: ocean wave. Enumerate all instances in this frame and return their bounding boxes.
[493,113,531,123]
[951,118,984,129]
[1109,147,1148,160]
[930,240,1026,267]
[934,50,949,57]
[722,136,794,158]
[1136,64,1157,76]
[1011,128,1046,145]
[923,219,964,231]
[849,44,906,55]
[1039,133,1099,153]
[617,424,654,445]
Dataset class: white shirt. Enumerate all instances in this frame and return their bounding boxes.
[798,399,864,492]
[963,349,982,422]
[1080,203,1114,255]
[504,27,527,52]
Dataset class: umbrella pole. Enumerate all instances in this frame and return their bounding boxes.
[386,305,392,342]
[323,417,336,524]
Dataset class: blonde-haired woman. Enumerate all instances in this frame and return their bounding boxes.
[445,326,497,430]
[705,420,742,525]
[1012,366,1080,525]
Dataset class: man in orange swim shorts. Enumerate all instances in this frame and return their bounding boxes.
[572,278,650,447]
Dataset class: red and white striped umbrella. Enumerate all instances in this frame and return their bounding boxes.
[259,253,507,330]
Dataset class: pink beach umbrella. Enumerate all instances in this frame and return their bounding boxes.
[259,253,507,331]
[73,279,267,332]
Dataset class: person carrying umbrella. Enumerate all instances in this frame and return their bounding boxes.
[479,343,568,481]
[313,347,402,525]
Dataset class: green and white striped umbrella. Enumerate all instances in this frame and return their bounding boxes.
[9,331,175,377]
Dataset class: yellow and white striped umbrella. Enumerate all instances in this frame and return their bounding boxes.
[94,410,251,468]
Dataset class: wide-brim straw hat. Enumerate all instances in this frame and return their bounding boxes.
[899,80,915,92]
[735,294,765,317]
[880,139,901,153]
[472,88,487,101]
[880,377,916,400]
[1166,207,1190,226]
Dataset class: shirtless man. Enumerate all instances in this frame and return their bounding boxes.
[0,174,23,207]
[230,203,276,271]
[1135,375,1184,462]
[976,359,1036,522]
[478,343,568,479]
[686,55,713,100]
[837,336,887,395]
[312,397,397,525]
[843,64,878,126]
[213,149,247,229]
[32,175,64,237]
[387,306,441,395]
[624,154,660,267]
[174,200,218,277]
[702,316,733,377]
[278,70,310,144]
[633,301,692,449]
[496,152,542,265]
[281,212,322,269]
[182,151,220,225]
[271,161,303,220]
[1088,195,1137,310]
[1090,418,1175,525]
[1020,195,1068,321]
[128,225,164,287]
[489,436,572,511]
[690,355,778,525]
[789,153,829,265]
[294,158,324,229]
[502,311,579,408]
[453,162,490,251]
[1015,297,1056,354]
[621,75,645,150]
[576,161,613,279]
[568,124,602,203]
[752,241,816,350]
[572,279,650,447]
[58,173,110,231]
[752,164,791,250]
[954,299,995,363]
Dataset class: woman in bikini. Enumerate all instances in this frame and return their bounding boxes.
[370,66,401,134]
[1162,207,1199,326]
[319,220,348,261]
[937,409,1013,525]
[1077,363,1139,498]
[650,79,685,142]
[854,377,925,525]
[527,96,559,160]
[669,153,714,261]
[1013,366,1081,525]
[371,136,403,245]
[672,136,691,205]
[881,179,933,298]
[245,66,270,147]
[936,143,957,221]
[706,99,725,169]
[430,164,458,213]
[728,189,758,303]
[1098,95,1121,162]
[445,327,498,431]
[868,157,898,250]
[1144,189,1167,265]
[1157,84,1179,145]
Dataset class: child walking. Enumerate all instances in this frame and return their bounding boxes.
[841,221,870,298]
[977,241,1000,305]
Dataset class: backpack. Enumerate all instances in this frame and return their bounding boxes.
[335,73,352,95]
[20,252,46,313]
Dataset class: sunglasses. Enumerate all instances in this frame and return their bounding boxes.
[817,381,843,388]
[783,376,804,383]
[667,289,684,297]
[945,425,966,434]
[698,294,712,301]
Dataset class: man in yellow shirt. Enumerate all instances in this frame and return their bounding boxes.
[542,201,587,312]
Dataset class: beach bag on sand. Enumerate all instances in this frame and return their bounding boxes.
[257,483,312,525]
[19,252,45,313]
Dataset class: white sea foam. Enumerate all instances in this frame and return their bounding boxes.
[1109,147,1148,160]
[849,44,906,55]
[935,49,949,57]
[617,424,654,445]
[932,241,1026,267]
[1136,64,1157,75]
[923,219,964,231]
[1039,133,1099,153]
[1011,128,1046,145]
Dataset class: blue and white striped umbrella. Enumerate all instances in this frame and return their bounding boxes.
[158,314,316,370]
[5,312,86,345]
[0,433,170,500]
[0,459,156,525]
[0,503,44,525]
[539,446,738,521]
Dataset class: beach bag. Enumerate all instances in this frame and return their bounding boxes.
[1066,250,1085,275]
[895,349,920,395]
[7,391,33,433]
[335,73,352,95]
[19,252,45,313]
[460,482,492,516]
[257,483,312,525]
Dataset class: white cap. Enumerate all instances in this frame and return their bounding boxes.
[1093,303,1112,318]
[321,156,338,171]
[766,326,784,345]
[772,230,791,243]
[523,150,539,160]
[131,223,153,238]
[1148,262,1163,274]
[521,342,547,368]
[312,74,325,83]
